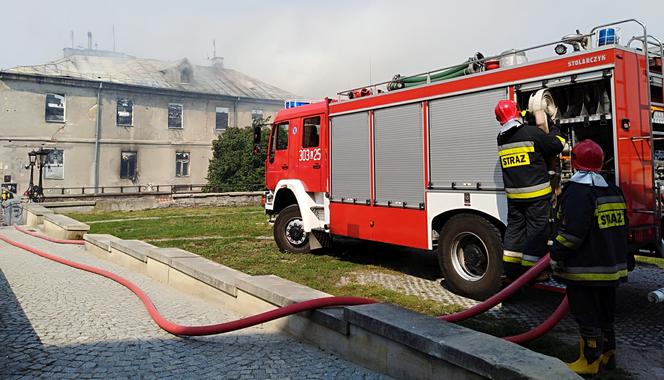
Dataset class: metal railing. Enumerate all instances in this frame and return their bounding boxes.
[42,184,208,196]
[41,183,266,197]
[338,19,650,98]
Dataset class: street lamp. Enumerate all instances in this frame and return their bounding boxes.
[28,150,37,165]
[26,150,37,191]
[25,148,50,203]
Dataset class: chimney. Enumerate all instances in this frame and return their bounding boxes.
[211,56,224,69]
[87,32,92,50]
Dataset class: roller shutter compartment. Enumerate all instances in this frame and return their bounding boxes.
[374,103,424,208]
[429,88,506,190]
[330,112,371,203]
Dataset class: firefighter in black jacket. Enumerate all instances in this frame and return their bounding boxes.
[495,100,564,278]
[552,139,628,375]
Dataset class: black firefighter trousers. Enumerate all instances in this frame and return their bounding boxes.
[503,198,550,278]
[566,284,616,352]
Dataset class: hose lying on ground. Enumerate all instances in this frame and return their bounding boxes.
[0,231,568,342]
[439,255,553,323]
[0,232,376,336]
[14,225,86,245]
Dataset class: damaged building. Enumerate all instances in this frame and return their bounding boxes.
[0,48,294,195]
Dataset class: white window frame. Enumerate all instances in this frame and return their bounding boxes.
[116,98,134,127]
[44,149,64,180]
[175,151,190,177]
[168,103,184,129]
[45,93,66,123]
[215,107,229,131]
[251,109,264,122]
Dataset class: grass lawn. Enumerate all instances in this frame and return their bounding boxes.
[67,205,631,376]
[68,206,460,317]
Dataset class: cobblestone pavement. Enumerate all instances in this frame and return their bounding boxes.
[342,244,664,379]
[0,227,388,379]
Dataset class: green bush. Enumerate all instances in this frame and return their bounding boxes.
[206,117,270,192]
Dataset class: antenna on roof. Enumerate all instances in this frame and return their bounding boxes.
[213,39,217,58]
[87,32,92,50]
[70,30,74,48]
[112,25,116,52]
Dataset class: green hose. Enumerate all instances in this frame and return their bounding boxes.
[400,63,467,84]
[388,61,475,91]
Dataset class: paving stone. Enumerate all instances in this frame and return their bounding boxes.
[0,227,388,379]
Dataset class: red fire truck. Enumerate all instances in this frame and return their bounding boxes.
[263,20,664,299]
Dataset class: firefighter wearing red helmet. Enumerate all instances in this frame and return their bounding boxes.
[495,99,564,279]
[552,139,628,375]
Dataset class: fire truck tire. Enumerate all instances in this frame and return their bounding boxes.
[438,214,503,300]
[273,205,310,253]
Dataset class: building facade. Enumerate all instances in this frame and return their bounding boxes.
[0,49,293,195]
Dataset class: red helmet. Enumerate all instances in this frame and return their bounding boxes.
[495,99,520,125]
[572,139,604,172]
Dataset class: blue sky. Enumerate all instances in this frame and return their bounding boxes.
[1,1,663,98]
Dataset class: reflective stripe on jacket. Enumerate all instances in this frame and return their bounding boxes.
[497,122,564,202]
[551,182,629,286]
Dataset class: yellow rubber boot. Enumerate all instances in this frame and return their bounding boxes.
[567,336,603,375]
[601,328,616,370]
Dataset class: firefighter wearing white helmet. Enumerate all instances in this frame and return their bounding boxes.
[495,99,564,280]
[552,139,628,375]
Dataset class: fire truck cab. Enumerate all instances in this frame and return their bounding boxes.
[264,20,664,300]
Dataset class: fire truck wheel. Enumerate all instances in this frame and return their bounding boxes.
[438,214,502,300]
[274,205,310,253]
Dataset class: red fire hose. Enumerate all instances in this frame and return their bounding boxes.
[1,229,568,342]
[0,233,376,335]
[440,254,554,323]
[15,225,85,245]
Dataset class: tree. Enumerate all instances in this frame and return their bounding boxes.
[206,117,270,192]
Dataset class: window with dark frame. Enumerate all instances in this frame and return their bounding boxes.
[302,117,320,148]
[175,152,190,177]
[116,99,133,126]
[45,93,65,123]
[168,104,183,129]
[120,151,137,179]
[44,149,64,180]
[276,123,289,150]
[215,107,229,131]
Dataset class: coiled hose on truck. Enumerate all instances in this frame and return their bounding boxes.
[387,53,485,91]
[1,226,568,343]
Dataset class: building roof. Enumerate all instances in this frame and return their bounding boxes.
[4,49,296,101]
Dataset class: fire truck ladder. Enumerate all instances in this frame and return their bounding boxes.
[618,19,664,253]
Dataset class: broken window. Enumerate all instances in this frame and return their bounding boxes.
[302,117,320,148]
[116,99,133,126]
[251,109,264,123]
[168,104,183,129]
[215,107,229,131]
[175,152,190,177]
[44,149,64,180]
[45,93,65,123]
[120,151,137,180]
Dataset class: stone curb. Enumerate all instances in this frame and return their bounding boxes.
[84,234,121,251]
[168,256,248,297]
[344,303,575,380]
[109,239,155,262]
[80,233,578,379]
[42,213,90,240]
